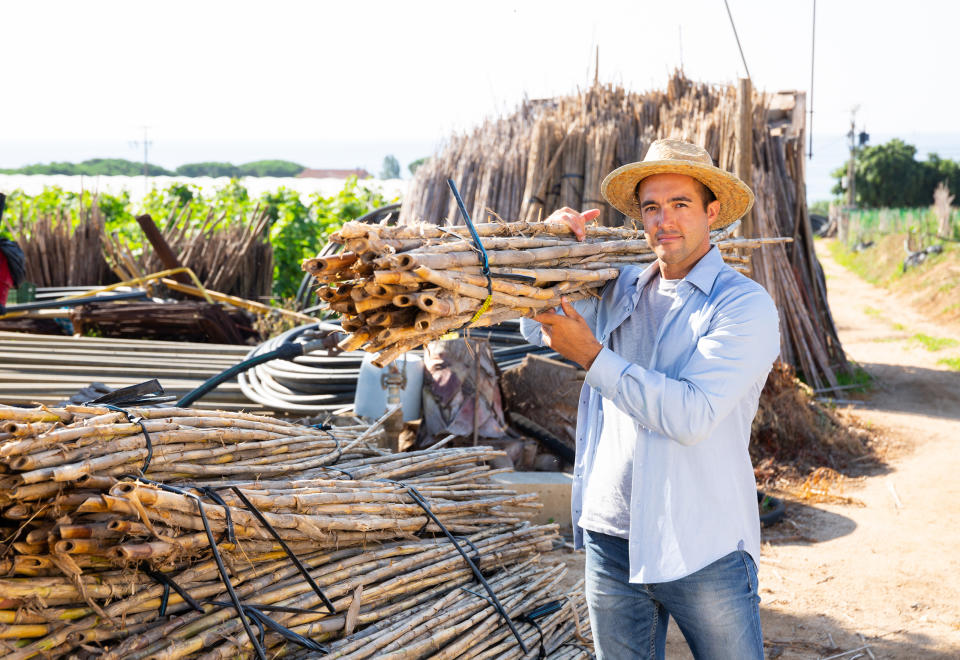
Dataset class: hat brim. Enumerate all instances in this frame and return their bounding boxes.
[601,160,754,230]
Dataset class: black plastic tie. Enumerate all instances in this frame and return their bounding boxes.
[380,478,529,654]
[198,486,236,545]
[102,404,153,474]
[144,567,204,616]
[516,600,563,660]
[228,486,337,614]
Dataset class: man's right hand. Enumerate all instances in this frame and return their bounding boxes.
[543,207,601,242]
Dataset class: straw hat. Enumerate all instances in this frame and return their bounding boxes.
[600,138,754,229]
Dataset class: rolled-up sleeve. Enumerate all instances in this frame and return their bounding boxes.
[584,287,780,446]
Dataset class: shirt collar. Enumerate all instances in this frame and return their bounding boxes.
[684,245,725,295]
[631,244,725,296]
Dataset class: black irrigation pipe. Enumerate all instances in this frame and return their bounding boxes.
[4,290,149,312]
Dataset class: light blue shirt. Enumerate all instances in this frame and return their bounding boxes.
[579,273,678,539]
[520,245,780,583]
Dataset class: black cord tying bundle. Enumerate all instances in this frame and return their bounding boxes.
[447,179,495,327]
[380,478,530,654]
[515,599,564,659]
[226,486,337,614]
[101,404,153,475]
[122,476,334,658]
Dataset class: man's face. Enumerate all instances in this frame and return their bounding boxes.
[637,173,720,274]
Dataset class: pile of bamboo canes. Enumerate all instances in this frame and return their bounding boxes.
[303,218,788,366]
[0,404,591,658]
[69,300,254,344]
[398,71,852,390]
[104,205,274,301]
[4,197,112,287]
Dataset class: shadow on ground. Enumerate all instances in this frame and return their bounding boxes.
[761,500,857,545]
[859,362,960,422]
[663,601,960,659]
[757,608,960,660]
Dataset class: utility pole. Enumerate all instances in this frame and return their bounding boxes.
[808,0,816,158]
[594,45,599,86]
[141,126,151,178]
[736,77,754,237]
[130,126,153,196]
[846,106,859,208]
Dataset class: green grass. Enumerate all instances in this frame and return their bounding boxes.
[942,303,960,315]
[832,362,874,393]
[910,333,959,352]
[863,306,883,317]
[892,322,907,331]
[938,357,960,371]
[827,240,882,285]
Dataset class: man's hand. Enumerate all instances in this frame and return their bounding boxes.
[532,297,603,370]
[543,207,601,241]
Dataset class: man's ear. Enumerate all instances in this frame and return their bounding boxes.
[706,199,721,225]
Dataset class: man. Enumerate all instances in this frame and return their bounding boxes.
[520,138,780,659]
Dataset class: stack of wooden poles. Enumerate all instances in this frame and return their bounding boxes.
[398,71,852,391]
[302,218,789,366]
[104,206,274,301]
[4,196,112,287]
[0,404,591,659]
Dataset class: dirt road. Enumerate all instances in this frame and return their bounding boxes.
[739,242,960,659]
[553,241,960,658]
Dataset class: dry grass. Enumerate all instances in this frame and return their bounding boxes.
[751,362,877,487]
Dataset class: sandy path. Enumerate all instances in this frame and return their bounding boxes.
[736,242,960,659]
[552,241,960,658]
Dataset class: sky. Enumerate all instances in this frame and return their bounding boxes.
[2,0,958,200]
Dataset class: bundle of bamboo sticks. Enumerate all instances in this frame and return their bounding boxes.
[5,196,112,287]
[105,205,274,301]
[303,218,789,366]
[0,404,591,658]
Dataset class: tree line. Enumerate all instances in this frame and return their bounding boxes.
[832,138,960,208]
[0,159,305,178]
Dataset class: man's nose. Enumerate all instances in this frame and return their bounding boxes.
[659,208,679,230]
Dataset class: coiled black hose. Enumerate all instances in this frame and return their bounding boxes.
[230,320,559,414]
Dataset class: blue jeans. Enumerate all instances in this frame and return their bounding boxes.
[584,530,763,660]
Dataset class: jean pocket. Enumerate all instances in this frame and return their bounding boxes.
[738,549,759,596]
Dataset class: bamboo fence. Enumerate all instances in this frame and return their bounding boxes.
[396,72,851,390]
[0,404,591,659]
[303,218,788,366]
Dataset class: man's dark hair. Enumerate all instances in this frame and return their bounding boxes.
[694,180,717,210]
[634,177,717,211]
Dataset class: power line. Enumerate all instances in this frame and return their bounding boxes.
[809,0,816,158]
[722,0,751,81]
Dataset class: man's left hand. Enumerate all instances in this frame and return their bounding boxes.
[532,297,603,370]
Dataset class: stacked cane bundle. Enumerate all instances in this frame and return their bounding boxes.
[302,218,789,366]
[0,404,591,658]
[399,72,853,391]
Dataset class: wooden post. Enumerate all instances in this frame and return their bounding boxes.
[135,214,192,285]
[736,78,754,239]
